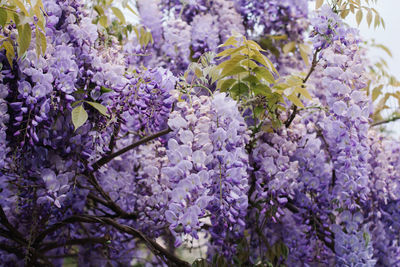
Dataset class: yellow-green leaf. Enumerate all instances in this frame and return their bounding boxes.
[251,52,277,74]
[366,9,372,27]
[295,86,312,100]
[17,23,32,57]
[372,84,383,101]
[94,5,105,15]
[341,9,350,19]
[375,44,392,57]
[283,41,295,54]
[85,101,110,117]
[219,36,238,48]
[2,40,15,67]
[220,66,247,79]
[11,0,29,16]
[316,0,324,9]
[71,105,88,131]
[99,15,108,28]
[125,4,138,16]
[33,0,45,19]
[246,39,266,52]
[374,13,380,28]
[299,43,310,66]
[111,7,126,24]
[194,67,202,78]
[0,9,7,27]
[254,67,275,84]
[241,58,259,70]
[216,54,246,70]
[287,93,304,108]
[216,46,245,58]
[253,84,271,97]
[356,9,363,26]
[36,29,46,55]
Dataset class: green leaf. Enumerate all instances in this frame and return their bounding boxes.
[218,78,236,92]
[71,105,88,131]
[192,259,211,267]
[230,82,249,98]
[363,232,370,247]
[85,101,109,117]
[17,23,32,57]
[0,9,7,27]
[242,75,258,85]
[253,84,271,96]
[254,105,265,118]
[100,86,113,94]
[111,7,126,24]
[280,242,289,259]
[213,255,227,267]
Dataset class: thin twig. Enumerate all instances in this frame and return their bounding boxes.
[91,127,172,171]
[371,116,400,127]
[285,48,321,128]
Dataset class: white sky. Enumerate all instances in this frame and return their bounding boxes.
[346,0,400,136]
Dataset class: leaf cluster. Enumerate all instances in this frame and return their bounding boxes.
[316,0,384,28]
[213,34,314,128]
[90,0,148,46]
[0,0,47,67]
[365,40,400,123]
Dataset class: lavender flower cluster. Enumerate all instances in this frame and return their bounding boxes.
[1,0,400,266]
[164,92,249,257]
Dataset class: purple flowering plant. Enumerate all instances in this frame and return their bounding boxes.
[0,0,399,266]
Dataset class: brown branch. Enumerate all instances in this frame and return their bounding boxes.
[285,48,321,128]
[40,237,109,252]
[0,205,26,244]
[285,201,335,252]
[91,127,172,171]
[83,172,137,220]
[98,217,190,267]
[371,116,400,127]
[107,123,121,154]
[315,126,337,192]
[34,215,190,267]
